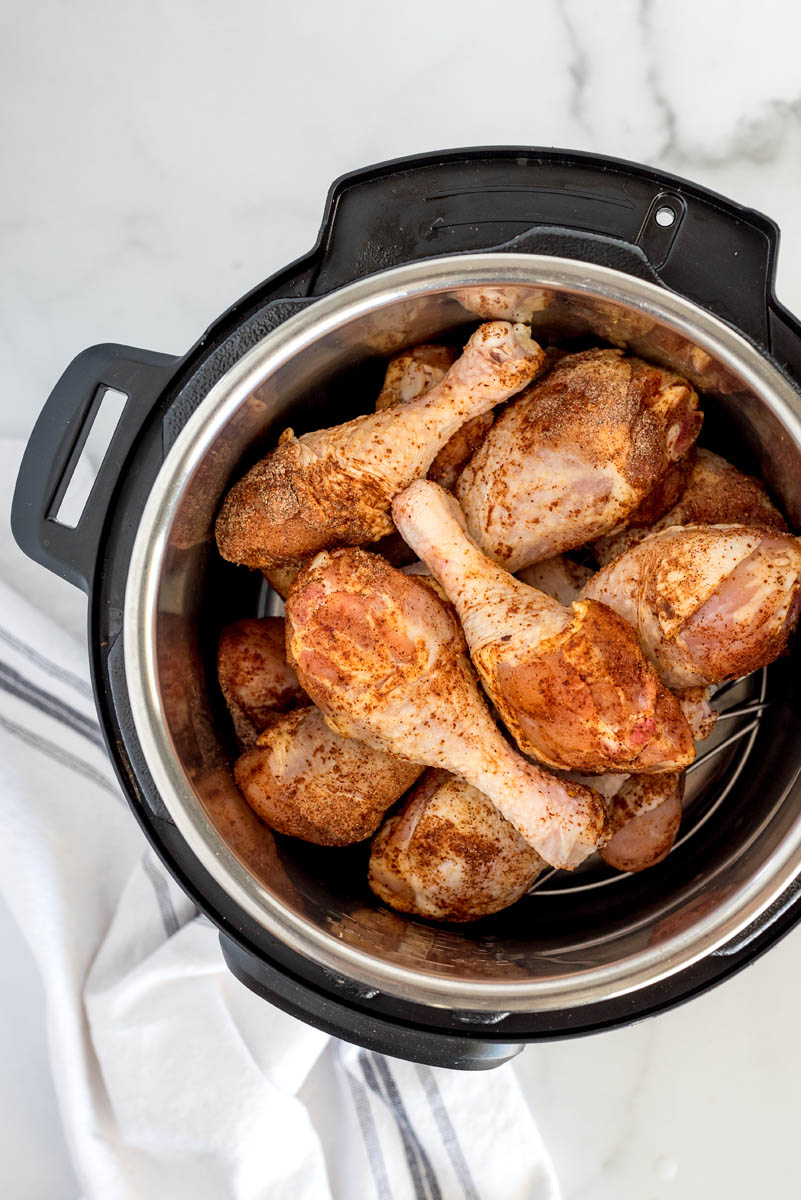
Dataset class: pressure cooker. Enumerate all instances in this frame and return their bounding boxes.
[12,148,801,1069]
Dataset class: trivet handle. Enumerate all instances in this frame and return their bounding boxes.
[11,343,178,592]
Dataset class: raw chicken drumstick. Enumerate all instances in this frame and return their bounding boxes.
[583,525,801,688]
[217,617,308,747]
[453,285,552,323]
[518,559,716,740]
[599,772,684,873]
[456,347,702,571]
[392,479,694,774]
[216,321,544,569]
[593,448,787,565]
[285,547,605,869]
[374,343,494,490]
[368,770,545,922]
[235,706,423,845]
[589,451,786,731]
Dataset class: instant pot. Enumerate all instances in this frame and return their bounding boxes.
[12,148,801,1070]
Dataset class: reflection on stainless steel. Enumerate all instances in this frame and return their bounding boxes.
[123,257,801,1012]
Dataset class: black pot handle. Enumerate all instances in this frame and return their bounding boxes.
[12,343,178,593]
[220,933,523,1071]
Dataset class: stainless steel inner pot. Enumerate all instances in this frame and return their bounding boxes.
[124,254,801,1012]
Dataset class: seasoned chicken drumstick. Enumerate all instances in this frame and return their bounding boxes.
[369,770,545,922]
[235,707,423,845]
[216,321,544,569]
[285,547,605,869]
[457,347,702,570]
[583,525,801,688]
[375,343,494,490]
[593,448,787,565]
[518,558,716,740]
[599,772,684,873]
[217,617,308,747]
[393,480,694,774]
[453,285,552,323]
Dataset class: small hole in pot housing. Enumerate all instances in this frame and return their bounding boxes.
[655,206,676,228]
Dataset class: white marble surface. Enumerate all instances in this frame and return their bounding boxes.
[3,0,801,1196]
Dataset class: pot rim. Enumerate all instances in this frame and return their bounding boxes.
[123,253,801,1011]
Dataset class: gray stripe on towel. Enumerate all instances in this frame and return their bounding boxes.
[0,711,118,798]
[0,625,93,699]
[142,850,181,938]
[416,1064,480,1200]
[338,1044,393,1200]
[0,660,103,747]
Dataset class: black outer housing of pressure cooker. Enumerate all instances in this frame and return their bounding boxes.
[12,148,801,1070]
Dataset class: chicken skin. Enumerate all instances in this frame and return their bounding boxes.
[217,617,308,747]
[453,285,552,323]
[618,450,698,532]
[583,525,801,688]
[235,706,423,845]
[374,343,456,407]
[517,556,594,608]
[393,480,694,775]
[285,547,605,869]
[599,772,684,873]
[216,321,544,569]
[522,561,724,742]
[593,448,787,565]
[368,770,545,922]
[456,348,702,570]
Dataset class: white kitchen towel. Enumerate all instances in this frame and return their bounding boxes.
[0,437,559,1200]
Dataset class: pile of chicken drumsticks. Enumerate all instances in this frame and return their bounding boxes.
[213,319,801,923]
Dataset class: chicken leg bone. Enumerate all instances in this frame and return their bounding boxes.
[375,343,494,490]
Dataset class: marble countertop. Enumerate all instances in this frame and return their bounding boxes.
[3,0,801,1196]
